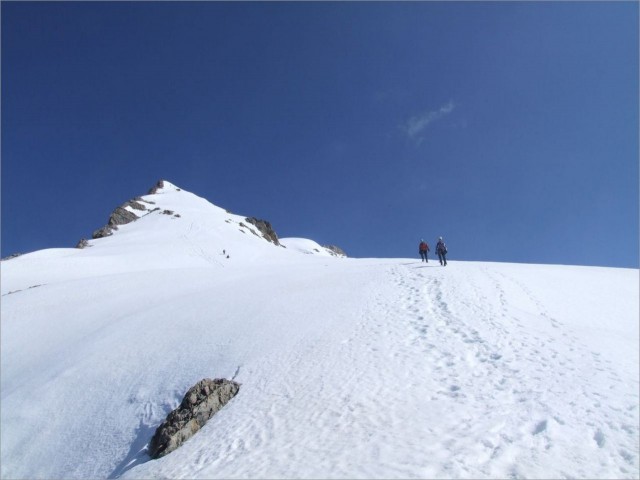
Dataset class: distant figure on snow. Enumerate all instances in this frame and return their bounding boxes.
[436,237,448,266]
[418,239,430,262]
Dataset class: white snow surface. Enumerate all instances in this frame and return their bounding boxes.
[1,181,638,479]
[279,237,344,257]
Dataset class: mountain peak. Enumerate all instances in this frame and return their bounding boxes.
[148,179,182,195]
[85,179,207,242]
[74,180,346,262]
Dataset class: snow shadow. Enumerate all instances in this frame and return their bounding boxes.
[108,420,155,479]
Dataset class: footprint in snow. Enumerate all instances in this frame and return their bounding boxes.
[593,429,606,448]
[532,420,548,435]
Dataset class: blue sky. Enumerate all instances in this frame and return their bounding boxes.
[2,2,638,267]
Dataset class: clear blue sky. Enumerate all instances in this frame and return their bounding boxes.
[2,2,638,267]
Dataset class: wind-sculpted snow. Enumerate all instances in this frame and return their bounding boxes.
[1,183,638,479]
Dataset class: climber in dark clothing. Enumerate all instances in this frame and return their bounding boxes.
[418,240,430,262]
[436,237,448,266]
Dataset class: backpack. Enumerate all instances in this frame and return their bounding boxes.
[419,242,428,251]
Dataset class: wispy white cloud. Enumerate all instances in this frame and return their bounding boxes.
[402,101,456,144]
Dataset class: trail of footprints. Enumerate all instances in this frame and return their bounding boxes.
[485,268,638,464]
[388,264,639,476]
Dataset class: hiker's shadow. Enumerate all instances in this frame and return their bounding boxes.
[108,420,155,479]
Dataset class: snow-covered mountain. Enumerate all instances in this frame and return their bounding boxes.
[1,181,638,479]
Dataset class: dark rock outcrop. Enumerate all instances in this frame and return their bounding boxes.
[245,217,281,246]
[91,200,149,239]
[1,253,22,261]
[323,245,347,258]
[92,225,115,239]
[110,205,139,225]
[148,179,180,194]
[148,378,240,459]
[86,181,179,241]
[147,180,165,195]
[75,238,90,249]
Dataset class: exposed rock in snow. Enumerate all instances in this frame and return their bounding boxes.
[147,179,166,195]
[89,181,181,241]
[323,245,347,258]
[0,253,22,261]
[91,200,149,239]
[148,179,181,195]
[149,378,240,459]
[245,217,281,246]
[75,238,90,249]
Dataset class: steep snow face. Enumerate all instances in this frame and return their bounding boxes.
[1,182,638,480]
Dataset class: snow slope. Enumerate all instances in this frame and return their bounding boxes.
[1,182,638,479]
[279,237,346,257]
